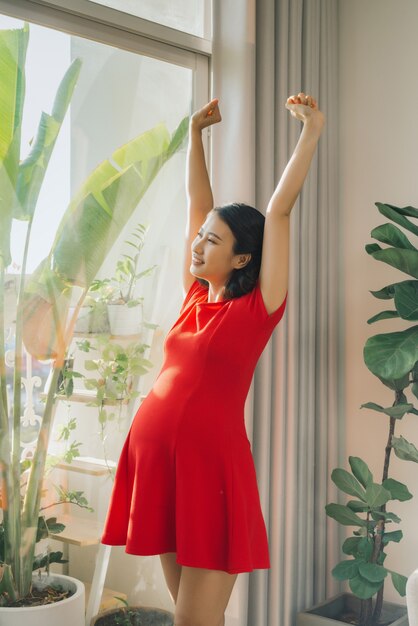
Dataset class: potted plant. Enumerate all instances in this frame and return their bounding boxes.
[0,21,188,621]
[297,202,418,626]
[89,222,157,336]
[90,600,174,626]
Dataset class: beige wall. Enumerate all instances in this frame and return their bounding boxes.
[339,0,418,602]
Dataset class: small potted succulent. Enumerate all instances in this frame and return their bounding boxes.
[89,223,157,336]
[297,202,418,626]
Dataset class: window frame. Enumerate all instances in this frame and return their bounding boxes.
[0,0,212,54]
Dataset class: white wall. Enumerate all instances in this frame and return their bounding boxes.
[339,0,418,603]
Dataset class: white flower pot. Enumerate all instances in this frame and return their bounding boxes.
[0,573,85,626]
[107,304,141,336]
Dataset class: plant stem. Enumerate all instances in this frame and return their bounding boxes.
[0,261,14,570]
[372,399,399,625]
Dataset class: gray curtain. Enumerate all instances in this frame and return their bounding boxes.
[248,2,343,625]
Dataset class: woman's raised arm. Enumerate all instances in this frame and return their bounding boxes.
[183,98,222,295]
[259,93,325,314]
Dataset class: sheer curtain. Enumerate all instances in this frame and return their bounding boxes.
[211,1,342,625]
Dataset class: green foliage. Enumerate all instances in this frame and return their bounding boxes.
[326,201,418,623]
[0,21,188,603]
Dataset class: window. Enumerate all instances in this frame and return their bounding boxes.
[89,0,209,38]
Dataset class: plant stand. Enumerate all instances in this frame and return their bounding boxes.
[296,592,408,626]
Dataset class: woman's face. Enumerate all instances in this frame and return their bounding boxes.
[190,212,248,285]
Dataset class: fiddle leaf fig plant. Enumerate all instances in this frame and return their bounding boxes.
[326,202,418,626]
[0,22,188,605]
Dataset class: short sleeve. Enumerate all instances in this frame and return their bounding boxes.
[245,280,287,330]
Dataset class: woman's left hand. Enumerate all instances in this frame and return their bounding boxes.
[285,92,324,129]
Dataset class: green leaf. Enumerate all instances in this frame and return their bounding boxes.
[365,483,391,508]
[377,373,411,391]
[0,24,29,266]
[357,537,374,560]
[367,310,399,324]
[370,248,418,279]
[371,223,417,250]
[364,327,418,380]
[331,468,366,500]
[382,478,412,501]
[361,401,414,419]
[390,571,408,597]
[347,500,369,512]
[349,574,383,599]
[358,562,388,583]
[342,537,361,555]
[392,436,418,463]
[366,243,382,254]
[325,503,367,527]
[382,530,403,545]
[371,510,401,523]
[376,202,418,237]
[394,281,418,321]
[332,559,360,581]
[384,204,418,219]
[370,284,396,300]
[349,457,373,488]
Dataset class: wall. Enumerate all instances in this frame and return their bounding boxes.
[339,0,418,603]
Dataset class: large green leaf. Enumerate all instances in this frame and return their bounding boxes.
[347,500,368,512]
[367,310,399,324]
[382,478,412,501]
[390,571,408,597]
[364,326,418,379]
[380,203,418,220]
[382,530,403,545]
[15,58,82,220]
[358,563,387,583]
[349,574,383,600]
[23,117,188,358]
[331,468,366,501]
[325,503,367,527]
[364,483,391,508]
[392,436,418,463]
[349,457,373,488]
[0,24,29,266]
[342,537,362,555]
[332,559,360,581]
[371,223,417,250]
[370,283,396,300]
[394,280,418,321]
[361,401,414,419]
[368,248,418,279]
[377,202,418,237]
[377,373,411,391]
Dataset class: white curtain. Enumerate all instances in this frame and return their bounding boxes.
[212,1,342,625]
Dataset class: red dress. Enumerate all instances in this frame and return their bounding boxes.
[101,279,287,574]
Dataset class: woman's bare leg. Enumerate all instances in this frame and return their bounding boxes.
[174,566,237,626]
[160,553,182,604]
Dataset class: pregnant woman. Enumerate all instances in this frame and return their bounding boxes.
[101,92,324,626]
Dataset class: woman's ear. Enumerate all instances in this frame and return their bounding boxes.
[234,253,251,269]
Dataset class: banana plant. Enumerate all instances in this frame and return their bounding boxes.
[0,23,188,603]
[326,203,418,626]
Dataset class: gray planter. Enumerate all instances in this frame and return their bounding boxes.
[90,605,174,626]
[296,592,408,626]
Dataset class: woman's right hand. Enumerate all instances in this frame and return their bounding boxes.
[191,98,222,131]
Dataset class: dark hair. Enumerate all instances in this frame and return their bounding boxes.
[197,202,265,299]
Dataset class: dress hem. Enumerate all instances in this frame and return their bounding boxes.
[100,539,270,575]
